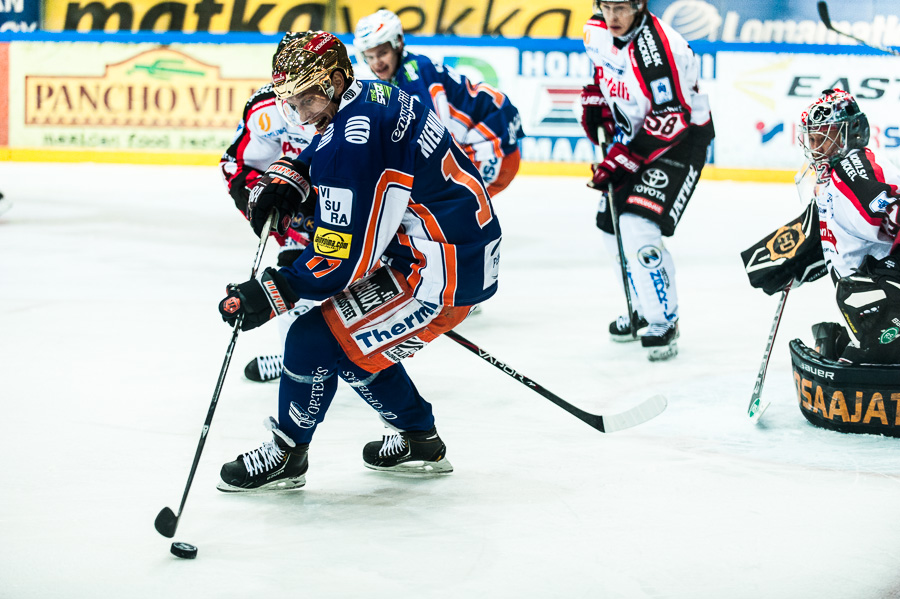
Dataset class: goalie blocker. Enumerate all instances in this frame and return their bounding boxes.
[741,201,828,295]
[790,336,900,437]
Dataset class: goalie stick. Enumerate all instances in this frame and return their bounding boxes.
[747,281,792,422]
[444,330,667,432]
[155,213,275,539]
[817,1,900,57]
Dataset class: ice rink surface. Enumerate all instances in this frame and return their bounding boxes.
[1,162,899,598]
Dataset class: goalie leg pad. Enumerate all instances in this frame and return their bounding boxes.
[790,339,900,437]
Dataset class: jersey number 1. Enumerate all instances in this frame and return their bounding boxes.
[440,150,492,227]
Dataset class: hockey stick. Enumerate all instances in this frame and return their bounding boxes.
[597,134,637,338]
[444,330,667,432]
[747,281,792,422]
[817,1,900,56]
[608,179,638,338]
[155,213,275,539]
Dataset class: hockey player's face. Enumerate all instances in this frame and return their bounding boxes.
[362,42,400,81]
[807,125,842,160]
[285,87,336,134]
[599,2,637,35]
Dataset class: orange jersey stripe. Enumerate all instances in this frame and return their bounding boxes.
[441,242,458,305]
[352,169,414,282]
[465,79,506,109]
[407,203,448,243]
[395,232,427,294]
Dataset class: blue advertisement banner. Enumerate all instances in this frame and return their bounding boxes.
[1,0,39,32]
[653,0,900,46]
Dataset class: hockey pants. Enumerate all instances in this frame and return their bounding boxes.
[277,306,435,444]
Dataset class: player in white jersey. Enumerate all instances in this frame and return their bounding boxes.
[581,0,714,361]
[798,89,900,363]
[220,32,320,383]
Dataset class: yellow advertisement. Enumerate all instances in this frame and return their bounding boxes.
[43,0,590,39]
[9,42,272,153]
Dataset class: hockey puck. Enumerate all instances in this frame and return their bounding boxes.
[170,542,198,559]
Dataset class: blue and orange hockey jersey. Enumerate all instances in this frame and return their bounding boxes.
[381,51,524,166]
[278,79,502,308]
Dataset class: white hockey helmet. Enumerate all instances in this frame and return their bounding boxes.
[353,9,404,52]
[592,0,646,17]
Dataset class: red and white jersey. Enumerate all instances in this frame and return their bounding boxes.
[582,13,711,162]
[220,83,318,214]
[814,148,900,278]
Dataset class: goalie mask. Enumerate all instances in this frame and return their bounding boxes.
[799,88,870,182]
[272,31,354,126]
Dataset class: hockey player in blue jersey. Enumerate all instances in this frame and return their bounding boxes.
[215,31,502,492]
[353,9,524,197]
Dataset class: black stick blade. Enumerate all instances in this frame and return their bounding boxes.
[817,1,832,28]
[155,507,178,538]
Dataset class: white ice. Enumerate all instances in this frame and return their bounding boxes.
[1,163,898,598]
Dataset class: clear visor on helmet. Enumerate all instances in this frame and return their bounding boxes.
[799,122,846,167]
[277,87,333,128]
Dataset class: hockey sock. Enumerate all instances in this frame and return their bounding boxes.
[278,307,343,444]
[339,362,436,433]
[618,213,678,324]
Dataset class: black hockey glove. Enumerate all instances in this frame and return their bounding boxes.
[218,267,300,331]
[247,157,315,238]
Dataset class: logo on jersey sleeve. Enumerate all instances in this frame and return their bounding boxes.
[869,191,892,214]
[367,82,392,106]
[318,186,353,227]
[314,227,352,258]
[650,77,673,104]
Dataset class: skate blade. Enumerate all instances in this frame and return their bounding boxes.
[646,342,678,362]
[364,458,454,475]
[216,475,306,493]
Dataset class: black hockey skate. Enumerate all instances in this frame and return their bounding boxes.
[641,321,679,361]
[609,312,649,342]
[363,426,453,474]
[217,418,308,492]
[244,354,283,382]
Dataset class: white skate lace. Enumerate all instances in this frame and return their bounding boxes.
[242,440,285,476]
[644,323,673,337]
[615,315,631,330]
[256,355,284,380]
[379,434,408,457]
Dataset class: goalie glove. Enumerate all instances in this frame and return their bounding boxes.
[218,267,300,331]
[247,157,315,238]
